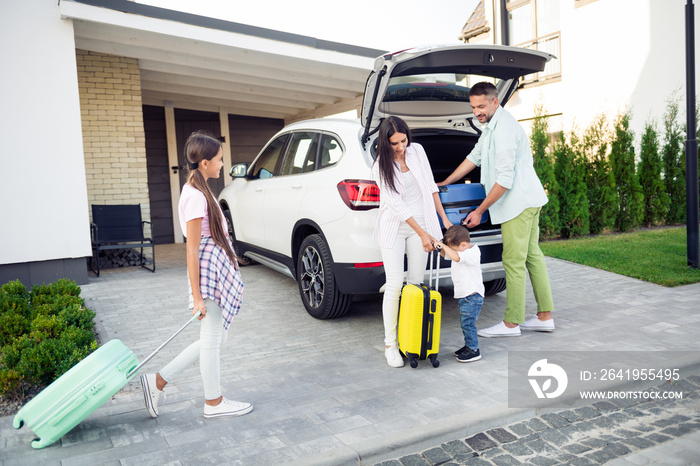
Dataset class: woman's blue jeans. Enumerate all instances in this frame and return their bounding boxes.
[458,293,484,351]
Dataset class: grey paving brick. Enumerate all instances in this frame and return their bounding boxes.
[506,422,532,437]
[487,428,518,444]
[398,453,430,466]
[540,413,569,429]
[422,447,452,465]
[464,432,498,452]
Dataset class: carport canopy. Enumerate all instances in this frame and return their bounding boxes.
[61,0,387,123]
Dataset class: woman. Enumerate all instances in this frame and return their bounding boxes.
[372,116,452,367]
[140,131,252,419]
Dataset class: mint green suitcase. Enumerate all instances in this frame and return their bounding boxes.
[13,312,200,449]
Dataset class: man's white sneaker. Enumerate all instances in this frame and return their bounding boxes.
[477,321,521,338]
[140,373,164,418]
[385,345,405,368]
[521,315,555,332]
[203,398,253,419]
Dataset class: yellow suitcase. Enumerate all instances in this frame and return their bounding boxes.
[398,252,442,368]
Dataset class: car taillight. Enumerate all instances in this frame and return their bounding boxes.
[337,179,380,210]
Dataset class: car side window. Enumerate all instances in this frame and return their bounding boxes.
[318,134,343,169]
[250,134,288,179]
[278,132,319,176]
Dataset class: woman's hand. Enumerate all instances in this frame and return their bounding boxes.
[420,232,436,252]
[193,298,206,320]
[442,218,453,230]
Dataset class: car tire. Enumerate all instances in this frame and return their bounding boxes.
[222,207,253,266]
[297,234,351,319]
[484,277,506,296]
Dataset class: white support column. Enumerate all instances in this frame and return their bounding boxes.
[219,109,232,185]
[165,102,184,243]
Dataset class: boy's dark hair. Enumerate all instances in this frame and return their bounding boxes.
[443,225,470,247]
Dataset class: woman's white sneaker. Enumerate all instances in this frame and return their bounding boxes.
[203,398,253,419]
[384,345,405,368]
[521,315,555,332]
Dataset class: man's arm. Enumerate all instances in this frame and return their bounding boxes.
[464,183,507,228]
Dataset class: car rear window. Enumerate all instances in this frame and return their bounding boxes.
[383,73,502,103]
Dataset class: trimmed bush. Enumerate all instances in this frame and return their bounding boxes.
[639,121,670,226]
[531,104,560,238]
[610,112,644,232]
[0,279,97,399]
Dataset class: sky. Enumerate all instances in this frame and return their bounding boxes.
[137,0,480,52]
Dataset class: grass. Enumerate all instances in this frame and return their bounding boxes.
[539,226,700,287]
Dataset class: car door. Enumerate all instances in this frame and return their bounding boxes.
[233,134,289,245]
[261,131,319,256]
[360,44,554,144]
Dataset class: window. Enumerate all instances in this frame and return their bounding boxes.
[278,132,319,176]
[250,134,288,179]
[506,0,561,83]
[318,134,343,169]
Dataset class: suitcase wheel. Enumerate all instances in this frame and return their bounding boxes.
[429,354,439,368]
[409,356,418,369]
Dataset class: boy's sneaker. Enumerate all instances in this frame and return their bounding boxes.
[140,373,164,418]
[203,398,253,419]
[456,348,482,363]
[454,346,467,357]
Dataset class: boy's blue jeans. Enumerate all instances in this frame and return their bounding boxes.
[458,293,484,351]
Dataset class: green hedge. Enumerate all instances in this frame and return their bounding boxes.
[0,279,98,399]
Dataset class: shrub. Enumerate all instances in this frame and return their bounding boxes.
[638,120,670,226]
[662,93,686,224]
[582,115,618,235]
[554,130,589,238]
[0,280,97,399]
[610,111,644,231]
[531,104,560,238]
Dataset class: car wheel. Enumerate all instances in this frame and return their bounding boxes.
[222,207,253,266]
[297,234,351,319]
[484,277,506,296]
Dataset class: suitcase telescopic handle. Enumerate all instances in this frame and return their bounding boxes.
[428,250,440,292]
[127,311,202,379]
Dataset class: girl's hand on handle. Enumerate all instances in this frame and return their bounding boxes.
[193,299,206,320]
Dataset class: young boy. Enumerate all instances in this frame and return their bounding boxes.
[434,225,485,362]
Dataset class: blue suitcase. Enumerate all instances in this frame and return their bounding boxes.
[13,312,200,449]
[438,183,489,228]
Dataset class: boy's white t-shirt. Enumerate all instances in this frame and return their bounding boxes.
[448,244,485,299]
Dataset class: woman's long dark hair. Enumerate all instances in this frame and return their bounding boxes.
[184,131,238,268]
[375,116,412,193]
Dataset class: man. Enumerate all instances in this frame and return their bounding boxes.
[438,81,555,337]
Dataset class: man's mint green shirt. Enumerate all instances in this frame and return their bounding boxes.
[466,105,548,224]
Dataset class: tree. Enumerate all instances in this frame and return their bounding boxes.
[553,131,589,238]
[530,104,559,238]
[581,115,618,234]
[662,93,686,224]
[610,111,644,231]
[638,121,670,226]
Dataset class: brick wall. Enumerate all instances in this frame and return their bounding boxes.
[76,50,151,234]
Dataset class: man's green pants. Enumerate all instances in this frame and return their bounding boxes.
[500,206,555,324]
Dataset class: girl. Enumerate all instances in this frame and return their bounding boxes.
[372,116,452,367]
[140,131,252,419]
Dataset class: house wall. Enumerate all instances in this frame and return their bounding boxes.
[77,50,152,237]
[478,0,700,141]
[0,0,90,286]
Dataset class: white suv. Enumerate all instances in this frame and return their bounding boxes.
[218,44,553,319]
